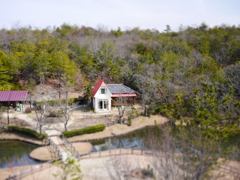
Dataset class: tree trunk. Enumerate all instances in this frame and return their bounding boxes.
[143,104,147,116]
[64,122,68,131]
[39,124,42,134]
[117,106,125,124]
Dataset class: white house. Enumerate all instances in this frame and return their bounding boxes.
[91,79,137,112]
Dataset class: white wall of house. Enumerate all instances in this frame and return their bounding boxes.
[93,87,112,112]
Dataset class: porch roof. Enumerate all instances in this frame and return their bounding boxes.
[111,94,137,97]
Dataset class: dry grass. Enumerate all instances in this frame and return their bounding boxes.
[68,115,168,142]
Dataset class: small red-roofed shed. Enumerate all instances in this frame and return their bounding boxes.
[0,90,28,110]
[91,80,137,112]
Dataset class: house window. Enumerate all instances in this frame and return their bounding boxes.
[101,88,106,94]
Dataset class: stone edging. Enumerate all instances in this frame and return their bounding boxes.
[0,137,47,146]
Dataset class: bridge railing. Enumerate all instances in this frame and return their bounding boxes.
[49,137,62,158]
[61,134,80,158]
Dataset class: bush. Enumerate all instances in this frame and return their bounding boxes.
[8,126,47,140]
[48,110,62,117]
[0,106,8,112]
[63,124,106,138]
[37,100,62,106]
[25,107,32,113]
[69,98,78,105]
[128,119,132,126]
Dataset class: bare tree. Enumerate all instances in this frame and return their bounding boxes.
[104,155,139,180]
[57,91,73,132]
[114,95,128,124]
[103,126,225,180]
[133,64,159,116]
[33,78,57,134]
[57,75,76,131]
[143,125,223,180]
[86,40,117,79]
[143,126,184,179]
[34,102,47,134]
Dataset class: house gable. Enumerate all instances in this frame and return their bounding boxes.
[92,79,112,112]
[92,79,112,98]
[92,79,106,97]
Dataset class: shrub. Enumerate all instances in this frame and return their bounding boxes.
[0,106,8,112]
[128,119,132,126]
[69,98,78,105]
[48,110,62,117]
[128,106,140,119]
[63,124,106,138]
[8,126,47,140]
[25,107,32,113]
[37,100,62,106]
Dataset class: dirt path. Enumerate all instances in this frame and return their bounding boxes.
[2,154,239,180]
[69,115,169,142]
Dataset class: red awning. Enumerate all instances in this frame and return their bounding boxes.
[0,91,28,101]
[111,93,137,97]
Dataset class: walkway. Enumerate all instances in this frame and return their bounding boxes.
[5,131,85,179]
[80,148,240,179]
[45,130,80,161]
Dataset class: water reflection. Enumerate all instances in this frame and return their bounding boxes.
[91,128,146,151]
[91,127,240,161]
[0,141,40,168]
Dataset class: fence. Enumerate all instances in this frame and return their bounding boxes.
[79,148,240,179]
[219,163,240,178]
[61,134,80,157]
[0,122,8,132]
[6,160,55,180]
[80,148,154,159]
[48,137,62,159]
[6,146,240,180]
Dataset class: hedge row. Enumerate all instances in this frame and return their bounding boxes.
[63,124,106,138]
[8,126,47,140]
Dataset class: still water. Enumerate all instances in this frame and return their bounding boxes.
[91,127,146,151]
[0,141,40,168]
[91,127,240,161]
[0,127,239,168]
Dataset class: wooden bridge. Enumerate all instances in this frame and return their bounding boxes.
[46,130,80,161]
[5,134,240,180]
[6,130,80,180]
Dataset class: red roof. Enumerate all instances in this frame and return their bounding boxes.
[91,79,106,96]
[0,91,28,101]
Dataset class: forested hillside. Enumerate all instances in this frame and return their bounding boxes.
[0,23,240,135]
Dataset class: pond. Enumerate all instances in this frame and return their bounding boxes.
[91,127,150,151]
[0,141,40,168]
[91,127,240,161]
